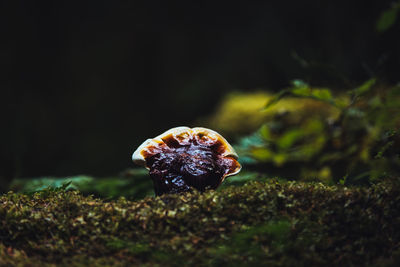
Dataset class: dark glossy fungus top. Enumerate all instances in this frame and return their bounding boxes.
[142,134,240,196]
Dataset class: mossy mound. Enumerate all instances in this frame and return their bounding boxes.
[1,180,400,266]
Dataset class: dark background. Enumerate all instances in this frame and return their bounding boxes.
[1,0,399,185]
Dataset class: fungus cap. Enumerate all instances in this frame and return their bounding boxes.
[132,126,241,195]
[132,127,238,163]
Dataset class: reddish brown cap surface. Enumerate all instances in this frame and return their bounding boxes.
[132,127,241,195]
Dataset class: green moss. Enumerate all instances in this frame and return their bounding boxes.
[1,180,400,265]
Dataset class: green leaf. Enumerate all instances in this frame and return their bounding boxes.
[61,181,72,190]
[291,87,312,96]
[260,124,272,141]
[264,80,335,109]
[339,174,348,185]
[376,4,400,32]
[291,79,309,88]
[290,80,311,96]
[251,147,273,161]
[311,89,333,101]
[277,129,305,149]
[352,78,377,97]
[264,89,290,109]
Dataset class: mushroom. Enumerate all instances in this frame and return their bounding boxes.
[132,127,241,196]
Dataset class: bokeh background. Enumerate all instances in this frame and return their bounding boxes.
[2,0,399,189]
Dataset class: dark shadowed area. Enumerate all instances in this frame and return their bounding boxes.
[1,0,399,188]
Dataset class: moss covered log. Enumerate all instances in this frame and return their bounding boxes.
[1,181,400,266]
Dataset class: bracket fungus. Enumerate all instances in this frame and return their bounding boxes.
[132,127,241,196]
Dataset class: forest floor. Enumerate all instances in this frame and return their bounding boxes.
[1,179,400,266]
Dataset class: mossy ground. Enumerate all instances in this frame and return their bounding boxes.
[1,180,400,266]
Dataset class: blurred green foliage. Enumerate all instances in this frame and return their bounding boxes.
[200,90,340,139]
[235,80,400,184]
[1,180,400,265]
[9,169,153,200]
[11,79,399,195]
[9,80,400,195]
[376,2,400,32]
[198,91,273,138]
